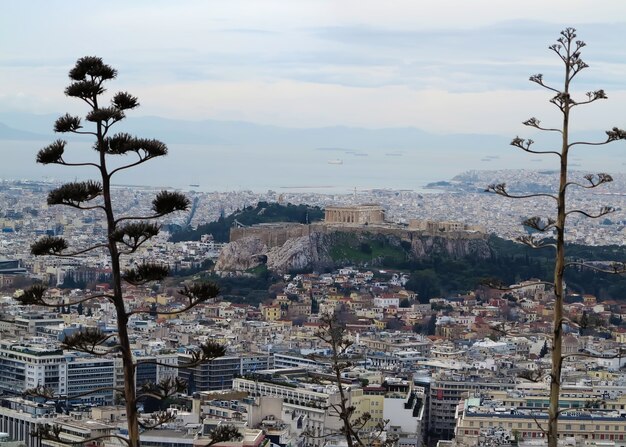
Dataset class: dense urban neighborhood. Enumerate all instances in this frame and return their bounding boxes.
[2,178,626,447]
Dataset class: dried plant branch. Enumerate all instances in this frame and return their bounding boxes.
[138,411,178,430]
[522,216,557,232]
[569,127,626,148]
[529,412,549,436]
[485,183,558,201]
[204,425,243,447]
[61,328,119,355]
[115,191,190,225]
[518,369,545,383]
[522,117,562,134]
[564,261,626,274]
[137,377,187,401]
[516,235,557,250]
[529,74,559,93]
[24,385,124,401]
[481,278,555,292]
[122,263,169,286]
[127,282,219,316]
[565,205,616,219]
[557,349,626,383]
[111,222,160,252]
[561,349,626,362]
[31,236,108,257]
[511,136,561,156]
[565,173,613,190]
[138,341,226,370]
[571,89,607,107]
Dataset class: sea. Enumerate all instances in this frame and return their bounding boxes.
[1,139,622,194]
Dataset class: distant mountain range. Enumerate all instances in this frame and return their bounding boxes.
[2,112,621,191]
[0,111,510,150]
[0,121,48,141]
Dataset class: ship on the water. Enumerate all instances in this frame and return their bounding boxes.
[328,159,343,165]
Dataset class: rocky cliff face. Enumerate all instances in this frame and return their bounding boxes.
[410,233,491,259]
[215,228,491,274]
[266,233,333,272]
[214,236,267,272]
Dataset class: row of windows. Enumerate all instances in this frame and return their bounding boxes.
[468,419,626,432]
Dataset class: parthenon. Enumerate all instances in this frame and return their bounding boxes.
[324,204,385,224]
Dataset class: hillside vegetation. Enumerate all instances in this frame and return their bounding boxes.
[170,202,324,242]
[174,203,626,302]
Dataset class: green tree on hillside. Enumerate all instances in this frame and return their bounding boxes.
[170,202,324,242]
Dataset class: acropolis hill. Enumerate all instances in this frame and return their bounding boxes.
[218,205,489,273]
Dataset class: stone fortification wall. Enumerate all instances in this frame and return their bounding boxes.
[310,222,486,241]
[221,221,490,273]
[230,221,485,247]
[230,223,309,247]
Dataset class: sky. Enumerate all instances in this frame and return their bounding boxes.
[2,0,626,135]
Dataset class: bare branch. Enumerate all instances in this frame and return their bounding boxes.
[518,369,545,383]
[481,278,554,292]
[565,205,616,219]
[204,425,243,447]
[522,117,562,134]
[176,340,226,368]
[123,263,169,286]
[564,261,626,274]
[565,173,613,190]
[139,411,178,430]
[25,385,124,402]
[549,92,574,111]
[485,182,558,201]
[522,216,556,233]
[31,235,109,258]
[47,181,104,208]
[112,222,160,253]
[571,89,607,107]
[511,136,561,156]
[137,377,187,401]
[13,285,114,307]
[561,349,625,362]
[529,74,559,93]
[62,328,120,356]
[606,127,626,141]
[570,128,626,148]
[529,412,549,436]
[516,235,557,250]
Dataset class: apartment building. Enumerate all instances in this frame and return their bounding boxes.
[429,372,516,440]
[454,392,626,446]
[0,341,66,397]
[0,341,115,405]
[179,354,273,392]
[233,377,345,447]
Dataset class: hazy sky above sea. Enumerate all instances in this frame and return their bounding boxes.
[2,1,626,135]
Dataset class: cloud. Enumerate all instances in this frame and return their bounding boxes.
[2,1,626,133]
[126,78,626,134]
